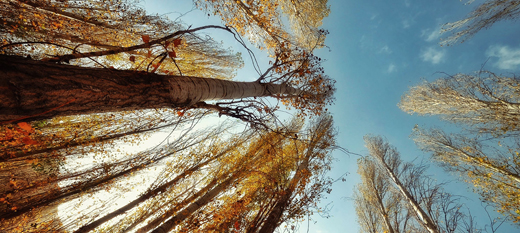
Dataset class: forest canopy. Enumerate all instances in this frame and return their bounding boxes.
[0,0,337,232]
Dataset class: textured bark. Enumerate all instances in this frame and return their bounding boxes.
[0,55,301,122]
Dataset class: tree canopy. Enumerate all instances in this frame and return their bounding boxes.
[400,72,520,225]
[0,0,337,232]
[441,0,520,46]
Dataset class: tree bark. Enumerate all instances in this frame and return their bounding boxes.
[0,55,301,123]
[378,160,439,233]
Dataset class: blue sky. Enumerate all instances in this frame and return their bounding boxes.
[143,0,520,232]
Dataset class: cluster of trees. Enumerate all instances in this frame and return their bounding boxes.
[354,0,520,231]
[355,136,476,233]
[0,0,337,232]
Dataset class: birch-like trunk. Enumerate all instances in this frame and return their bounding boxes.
[379,161,439,233]
[0,55,302,122]
[366,136,440,233]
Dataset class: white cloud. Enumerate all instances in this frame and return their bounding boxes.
[420,47,446,64]
[421,25,443,42]
[387,64,397,73]
[402,19,411,29]
[379,45,392,54]
[486,45,520,70]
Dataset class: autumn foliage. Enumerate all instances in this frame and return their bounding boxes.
[0,0,336,232]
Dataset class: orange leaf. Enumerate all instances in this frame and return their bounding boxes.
[9,180,18,188]
[168,51,176,58]
[151,64,160,73]
[176,111,184,117]
[129,56,135,62]
[141,35,150,43]
[173,38,182,47]
[17,122,34,133]
[1,128,13,140]
[22,137,39,145]
[234,221,240,230]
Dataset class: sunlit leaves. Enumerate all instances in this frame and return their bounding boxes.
[399,72,520,135]
[194,0,329,51]
[412,128,520,224]
[0,0,335,231]
[401,72,520,225]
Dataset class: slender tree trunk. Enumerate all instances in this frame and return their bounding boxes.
[441,141,520,183]
[75,166,199,233]
[369,180,395,233]
[74,140,244,233]
[378,161,440,233]
[258,116,333,233]
[0,55,301,123]
[0,145,184,221]
[257,155,310,233]
[144,175,236,233]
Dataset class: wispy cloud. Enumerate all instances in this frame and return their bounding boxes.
[486,45,520,70]
[387,64,397,73]
[420,47,446,64]
[402,19,411,29]
[421,24,443,42]
[379,45,392,54]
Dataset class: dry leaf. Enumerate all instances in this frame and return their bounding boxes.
[17,122,34,133]
[173,38,182,47]
[141,35,150,43]
[22,137,39,145]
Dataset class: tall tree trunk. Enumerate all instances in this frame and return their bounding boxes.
[378,161,439,233]
[258,116,333,233]
[257,153,310,233]
[74,139,244,233]
[0,145,185,221]
[144,175,237,233]
[369,180,395,233]
[366,136,440,233]
[0,55,301,123]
